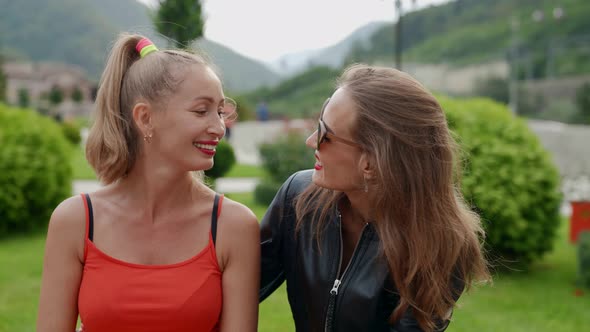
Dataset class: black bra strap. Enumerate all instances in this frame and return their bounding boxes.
[211,194,220,246]
[84,193,94,242]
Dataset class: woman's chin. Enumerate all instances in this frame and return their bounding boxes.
[311,172,328,189]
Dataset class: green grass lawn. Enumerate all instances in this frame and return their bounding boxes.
[0,232,44,332]
[70,145,96,180]
[226,193,294,331]
[449,219,590,331]
[2,196,588,331]
[224,163,267,178]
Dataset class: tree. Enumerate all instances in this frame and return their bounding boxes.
[48,85,64,106]
[154,0,205,48]
[71,87,84,103]
[0,54,6,103]
[575,82,590,124]
[474,76,509,105]
[18,88,30,108]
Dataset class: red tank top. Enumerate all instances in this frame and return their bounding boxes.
[77,194,224,332]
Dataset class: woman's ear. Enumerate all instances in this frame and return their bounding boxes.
[359,153,375,181]
[132,102,153,134]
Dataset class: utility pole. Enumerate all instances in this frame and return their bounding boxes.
[393,0,416,70]
[395,0,403,70]
[508,7,565,115]
[509,17,520,115]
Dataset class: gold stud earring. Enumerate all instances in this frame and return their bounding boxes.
[143,131,153,143]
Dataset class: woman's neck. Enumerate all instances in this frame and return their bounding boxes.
[342,190,372,223]
[113,160,203,221]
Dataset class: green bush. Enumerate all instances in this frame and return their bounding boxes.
[254,131,315,205]
[579,231,590,289]
[0,104,72,237]
[441,96,562,267]
[61,121,82,146]
[254,179,282,206]
[259,132,316,184]
[575,82,590,124]
[474,76,509,105]
[18,88,30,108]
[205,139,236,180]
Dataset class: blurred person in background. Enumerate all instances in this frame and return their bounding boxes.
[224,116,235,141]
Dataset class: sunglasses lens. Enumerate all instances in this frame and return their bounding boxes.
[317,122,322,150]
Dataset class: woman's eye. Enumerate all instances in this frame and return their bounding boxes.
[192,109,208,116]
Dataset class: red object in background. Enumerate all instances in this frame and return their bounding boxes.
[570,201,590,243]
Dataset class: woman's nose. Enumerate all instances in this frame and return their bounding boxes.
[208,117,226,138]
[305,131,317,149]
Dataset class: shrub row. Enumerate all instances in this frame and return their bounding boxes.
[441,96,562,267]
[254,132,315,205]
[0,104,72,237]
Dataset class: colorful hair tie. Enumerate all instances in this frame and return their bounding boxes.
[136,38,158,58]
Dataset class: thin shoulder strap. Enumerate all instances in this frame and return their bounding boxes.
[83,193,94,242]
[211,194,224,246]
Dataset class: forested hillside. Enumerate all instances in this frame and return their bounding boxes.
[240,66,339,118]
[0,0,280,91]
[349,0,590,78]
[240,0,590,120]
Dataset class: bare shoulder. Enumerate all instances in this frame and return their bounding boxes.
[218,196,259,231]
[49,195,86,231]
[215,196,259,270]
[47,195,87,260]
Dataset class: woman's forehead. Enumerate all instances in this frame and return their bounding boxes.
[324,89,357,134]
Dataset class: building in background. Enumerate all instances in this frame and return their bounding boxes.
[2,61,96,119]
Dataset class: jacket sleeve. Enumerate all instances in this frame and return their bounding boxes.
[389,308,424,332]
[389,308,452,332]
[259,172,299,302]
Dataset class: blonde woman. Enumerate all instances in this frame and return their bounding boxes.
[37,34,259,332]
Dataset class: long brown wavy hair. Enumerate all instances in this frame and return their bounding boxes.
[295,64,490,331]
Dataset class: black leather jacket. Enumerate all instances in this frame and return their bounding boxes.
[260,170,452,332]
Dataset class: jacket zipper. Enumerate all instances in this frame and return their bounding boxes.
[324,214,368,332]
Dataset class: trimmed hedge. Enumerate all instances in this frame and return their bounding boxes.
[254,132,315,205]
[254,179,282,206]
[0,104,72,236]
[61,121,82,146]
[578,231,590,289]
[441,96,562,267]
[579,231,590,289]
[205,139,236,180]
[259,132,315,184]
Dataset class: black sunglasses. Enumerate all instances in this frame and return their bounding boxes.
[317,98,362,151]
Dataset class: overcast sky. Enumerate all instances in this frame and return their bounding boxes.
[138,0,450,62]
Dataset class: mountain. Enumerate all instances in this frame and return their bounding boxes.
[240,0,590,121]
[349,0,590,77]
[271,21,387,77]
[194,39,281,93]
[0,0,280,92]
